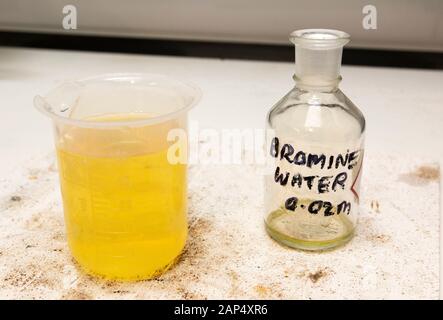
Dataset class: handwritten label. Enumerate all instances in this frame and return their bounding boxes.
[270,137,362,216]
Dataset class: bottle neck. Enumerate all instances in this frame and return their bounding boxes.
[293,45,343,92]
[294,75,341,92]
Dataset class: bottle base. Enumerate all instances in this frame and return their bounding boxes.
[265,221,354,251]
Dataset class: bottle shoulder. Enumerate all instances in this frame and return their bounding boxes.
[267,87,365,144]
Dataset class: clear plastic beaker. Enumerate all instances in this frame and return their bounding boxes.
[35,73,201,280]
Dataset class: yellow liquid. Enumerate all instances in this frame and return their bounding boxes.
[56,114,187,280]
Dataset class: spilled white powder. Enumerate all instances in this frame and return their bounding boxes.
[0,150,439,299]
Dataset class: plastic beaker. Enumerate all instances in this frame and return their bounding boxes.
[34,73,201,280]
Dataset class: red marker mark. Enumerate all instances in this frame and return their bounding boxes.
[351,161,363,202]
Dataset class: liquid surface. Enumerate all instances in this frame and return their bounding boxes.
[56,114,187,280]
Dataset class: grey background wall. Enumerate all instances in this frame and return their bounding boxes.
[0,0,442,52]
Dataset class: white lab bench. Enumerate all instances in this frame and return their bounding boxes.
[0,47,441,299]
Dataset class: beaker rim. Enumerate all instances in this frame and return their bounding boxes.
[34,72,202,128]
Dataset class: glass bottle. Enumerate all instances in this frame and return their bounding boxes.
[265,29,365,251]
